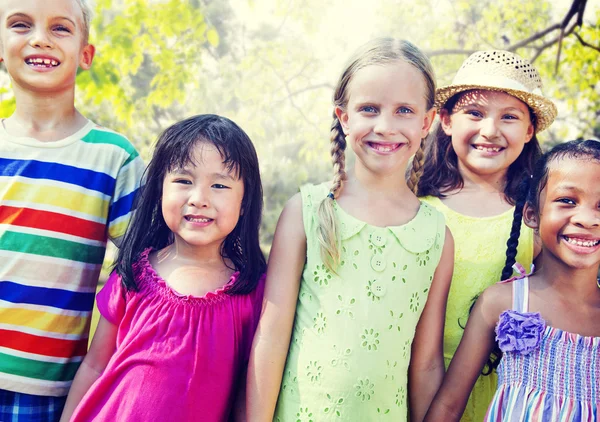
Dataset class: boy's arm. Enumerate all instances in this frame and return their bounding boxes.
[107,143,145,247]
[246,193,306,421]
[60,316,118,422]
[408,227,454,422]
[423,284,508,422]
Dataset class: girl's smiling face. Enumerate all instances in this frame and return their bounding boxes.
[161,142,245,253]
[528,157,600,270]
[440,90,535,182]
[336,61,435,178]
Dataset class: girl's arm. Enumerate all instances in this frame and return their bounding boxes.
[59,316,118,422]
[246,194,306,421]
[408,227,454,422]
[423,284,508,422]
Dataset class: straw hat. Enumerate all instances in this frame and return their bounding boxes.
[435,50,557,133]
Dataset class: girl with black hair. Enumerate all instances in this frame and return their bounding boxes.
[425,140,600,421]
[60,114,266,422]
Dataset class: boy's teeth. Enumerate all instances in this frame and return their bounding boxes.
[475,145,501,152]
[564,237,600,247]
[26,58,59,67]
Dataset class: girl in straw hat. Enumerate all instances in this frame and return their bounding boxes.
[407,50,557,421]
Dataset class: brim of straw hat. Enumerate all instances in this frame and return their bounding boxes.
[435,84,557,133]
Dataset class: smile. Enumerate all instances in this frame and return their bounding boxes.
[367,142,402,153]
[562,236,600,248]
[473,145,504,153]
[25,57,60,67]
[185,216,213,223]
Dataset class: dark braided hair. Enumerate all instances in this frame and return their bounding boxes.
[483,139,600,374]
[500,176,531,280]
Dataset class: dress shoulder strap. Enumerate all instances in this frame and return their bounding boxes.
[500,262,534,313]
[512,276,529,313]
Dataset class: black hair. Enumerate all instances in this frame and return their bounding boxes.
[114,114,266,295]
[482,139,600,373]
[416,92,542,206]
[501,139,600,279]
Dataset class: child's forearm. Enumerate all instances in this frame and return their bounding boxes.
[246,334,292,422]
[423,397,463,422]
[59,361,103,422]
[409,359,445,422]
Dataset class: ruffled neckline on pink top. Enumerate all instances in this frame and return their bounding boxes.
[134,248,239,306]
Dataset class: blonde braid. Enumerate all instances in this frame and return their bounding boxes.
[317,115,347,272]
[407,138,426,196]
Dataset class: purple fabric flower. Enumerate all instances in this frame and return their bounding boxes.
[495,310,546,355]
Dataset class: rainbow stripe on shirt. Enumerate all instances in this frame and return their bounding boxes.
[0,122,144,397]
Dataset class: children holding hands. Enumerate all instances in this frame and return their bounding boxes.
[1,0,595,418]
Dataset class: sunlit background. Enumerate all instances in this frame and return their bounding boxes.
[1,0,599,271]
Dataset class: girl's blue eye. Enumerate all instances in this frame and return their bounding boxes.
[556,198,575,205]
[54,25,71,33]
[398,107,413,114]
[503,114,518,120]
[212,184,229,189]
[360,106,377,113]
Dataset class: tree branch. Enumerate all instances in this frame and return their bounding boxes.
[574,31,600,52]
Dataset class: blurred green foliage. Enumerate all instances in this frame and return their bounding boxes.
[1,0,598,258]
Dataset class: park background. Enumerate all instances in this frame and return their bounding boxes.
[1,0,599,334]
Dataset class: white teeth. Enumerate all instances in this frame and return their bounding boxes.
[372,143,399,152]
[475,145,502,152]
[187,217,211,223]
[564,237,600,247]
[26,58,59,67]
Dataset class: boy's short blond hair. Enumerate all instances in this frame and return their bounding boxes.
[74,0,92,44]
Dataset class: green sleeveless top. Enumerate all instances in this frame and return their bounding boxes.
[420,196,534,422]
[274,183,446,421]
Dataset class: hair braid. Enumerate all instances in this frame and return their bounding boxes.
[500,175,530,280]
[407,137,426,195]
[317,115,347,272]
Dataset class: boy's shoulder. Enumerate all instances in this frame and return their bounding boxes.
[80,122,139,156]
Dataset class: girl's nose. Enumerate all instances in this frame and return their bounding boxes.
[480,117,500,139]
[374,115,398,136]
[188,188,209,208]
[572,207,600,228]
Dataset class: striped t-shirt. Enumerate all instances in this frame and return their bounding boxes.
[0,120,144,397]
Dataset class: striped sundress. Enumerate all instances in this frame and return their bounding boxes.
[485,272,599,421]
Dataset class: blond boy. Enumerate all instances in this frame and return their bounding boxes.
[0,0,144,420]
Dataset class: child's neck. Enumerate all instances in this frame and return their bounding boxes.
[534,252,600,307]
[438,168,512,218]
[162,241,228,270]
[5,88,87,142]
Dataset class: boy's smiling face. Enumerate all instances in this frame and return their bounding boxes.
[0,0,94,95]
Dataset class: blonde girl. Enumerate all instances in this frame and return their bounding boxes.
[247,38,454,422]
[409,50,557,421]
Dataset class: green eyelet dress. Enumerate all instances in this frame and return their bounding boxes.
[273,183,447,421]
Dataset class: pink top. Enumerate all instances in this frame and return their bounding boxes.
[71,249,265,422]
